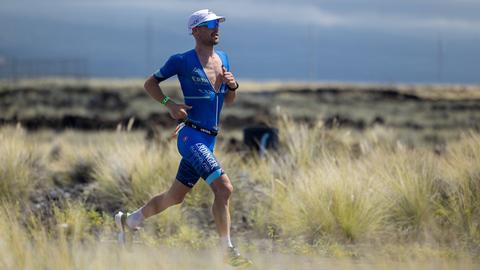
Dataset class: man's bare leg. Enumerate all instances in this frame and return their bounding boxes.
[210,174,234,249]
[125,179,191,228]
[210,174,252,267]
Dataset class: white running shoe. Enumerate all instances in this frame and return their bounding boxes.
[114,211,128,245]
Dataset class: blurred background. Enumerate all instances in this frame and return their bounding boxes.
[1,0,479,83]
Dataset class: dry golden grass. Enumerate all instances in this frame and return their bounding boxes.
[0,114,479,269]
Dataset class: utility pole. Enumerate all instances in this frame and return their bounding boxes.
[437,33,444,83]
[307,24,317,82]
[145,17,153,75]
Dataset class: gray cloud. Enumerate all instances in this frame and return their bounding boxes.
[3,0,480,34]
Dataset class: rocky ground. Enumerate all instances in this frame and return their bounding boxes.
[1,81,479,146]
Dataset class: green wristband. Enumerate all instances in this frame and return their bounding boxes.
[161,96,170,105]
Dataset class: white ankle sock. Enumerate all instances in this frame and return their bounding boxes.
[126,208,145,229]
[221,235,234,249]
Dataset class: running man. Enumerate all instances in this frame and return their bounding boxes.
[115,9,252,268]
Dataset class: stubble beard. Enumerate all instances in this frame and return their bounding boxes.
[209,31,220,46]
[202,37,218,47]
[196,31,219,47]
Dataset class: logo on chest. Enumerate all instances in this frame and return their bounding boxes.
[191,67,210,85]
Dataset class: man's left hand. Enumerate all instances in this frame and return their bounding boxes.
[222,66,237,90]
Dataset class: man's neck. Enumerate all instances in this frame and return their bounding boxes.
[195,44,215,59]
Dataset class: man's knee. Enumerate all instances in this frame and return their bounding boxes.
[212,175,233,200]
[166,187,188,205]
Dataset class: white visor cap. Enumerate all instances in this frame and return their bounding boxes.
[187,9,225,34]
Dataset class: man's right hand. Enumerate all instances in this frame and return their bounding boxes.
[166,102,192,120]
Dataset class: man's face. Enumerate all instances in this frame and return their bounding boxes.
[193,20,220,46]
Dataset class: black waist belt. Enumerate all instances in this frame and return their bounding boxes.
[183,120,218,136]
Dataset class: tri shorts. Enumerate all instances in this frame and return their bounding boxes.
[175,126,224,188]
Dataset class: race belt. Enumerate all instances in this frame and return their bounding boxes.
[183,120,218,136]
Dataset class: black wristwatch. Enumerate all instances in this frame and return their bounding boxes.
[227,81,239,91]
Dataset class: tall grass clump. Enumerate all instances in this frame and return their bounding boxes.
[48,139,97,187]
[248,115,387,245]
[91,133,180,210]
[370,147,441,240]
[0,126,50,202]
[436,132,480,246]
[0,200,146,270]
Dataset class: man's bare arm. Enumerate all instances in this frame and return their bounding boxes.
[144,76,192,120]
[221,66,238,105]
[224,88,236,105]
[144,75,169,103]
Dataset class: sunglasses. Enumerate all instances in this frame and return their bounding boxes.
[196,19,219,29]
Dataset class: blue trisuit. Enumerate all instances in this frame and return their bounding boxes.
[153,49,230,188]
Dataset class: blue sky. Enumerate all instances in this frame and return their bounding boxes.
[1,0,479,83]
